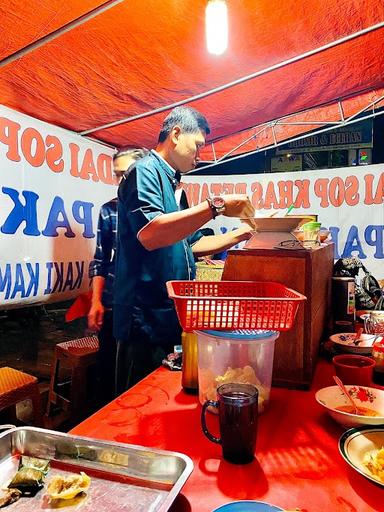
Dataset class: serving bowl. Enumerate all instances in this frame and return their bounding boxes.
[213,501,283,512]
[329,332,382,355]
[339,426,384,486]
[315,385,384,428]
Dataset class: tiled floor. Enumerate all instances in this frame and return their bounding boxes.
[0,303,94,430]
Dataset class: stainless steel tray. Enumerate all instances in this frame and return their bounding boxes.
[0,427,193,511]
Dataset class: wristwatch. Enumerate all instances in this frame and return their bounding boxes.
[207,196,225,218]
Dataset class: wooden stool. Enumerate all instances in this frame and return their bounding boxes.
[0,367,42,426]
[46,336,99,425]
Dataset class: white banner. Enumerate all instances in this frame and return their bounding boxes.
[1,105,383,309]
[182,166,384,279]
[0,106,115,308]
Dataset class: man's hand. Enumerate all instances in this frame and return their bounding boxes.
[192,224,255,257]
[231,225,255,243]
[88,301,105,332]
[223,195,255,227]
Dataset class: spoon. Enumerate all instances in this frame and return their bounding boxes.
[333,375,359,414]
[352,327,364,346]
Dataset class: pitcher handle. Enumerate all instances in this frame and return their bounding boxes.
[201,400,221,444]
[0,424,16,433]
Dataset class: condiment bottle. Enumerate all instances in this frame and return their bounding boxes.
[372,338,384,386]
[181,331,199,393]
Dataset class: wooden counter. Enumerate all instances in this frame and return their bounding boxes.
[223,243,334,388]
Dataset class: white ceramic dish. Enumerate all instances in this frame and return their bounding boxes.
[315,385,384,428]
[329,332,382,354]
[339,426,384,486]
[213,501,283,512]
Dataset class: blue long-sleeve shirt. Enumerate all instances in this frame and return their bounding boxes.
[88,198,117,309]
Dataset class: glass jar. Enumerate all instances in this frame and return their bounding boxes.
[181,331,199,393]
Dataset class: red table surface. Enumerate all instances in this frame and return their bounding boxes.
[71,359,383,512]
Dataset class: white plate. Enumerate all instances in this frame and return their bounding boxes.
[339,426,384,486]
[329,332,381,354]
[315,385,384,428]
[213,501,283,512]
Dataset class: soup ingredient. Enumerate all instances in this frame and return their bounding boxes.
[8,456,50,491]
[0,488,22,508]
[46,472,90,500]
[335,405,380,416]
[363,447,384,481]
[200,365,269,412]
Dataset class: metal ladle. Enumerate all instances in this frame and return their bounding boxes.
[333,375,359,414]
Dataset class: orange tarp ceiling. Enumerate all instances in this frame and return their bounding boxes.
[0,0,383,160]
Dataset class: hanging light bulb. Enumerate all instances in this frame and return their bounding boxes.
[205,0,228,55]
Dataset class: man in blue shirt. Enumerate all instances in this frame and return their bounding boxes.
[88,148,148,403]
[114,106,255,393]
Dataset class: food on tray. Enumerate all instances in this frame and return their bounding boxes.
[8,456,50,492]
[363,447,384,481]
[200,365,269,412]
[0,488,22,508]
[46,471,91,500]
[335,405,380,416]
[57,442,97,460]
[99,449,129,466]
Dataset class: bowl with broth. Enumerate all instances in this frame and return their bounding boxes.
[315,385,384,428]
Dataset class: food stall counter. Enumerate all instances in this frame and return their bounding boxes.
[70,360,382,512]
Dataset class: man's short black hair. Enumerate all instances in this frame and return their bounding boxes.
[113,147,149,163]
[158,106,210,143]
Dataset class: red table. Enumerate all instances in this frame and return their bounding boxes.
[71,360,382,512]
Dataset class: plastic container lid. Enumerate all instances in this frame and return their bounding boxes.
[195,329,278,340]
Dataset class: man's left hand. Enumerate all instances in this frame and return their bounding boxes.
[232,225,255,242]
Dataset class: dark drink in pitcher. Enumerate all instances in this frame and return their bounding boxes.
[219,390,258,464]
[201,383,258,465]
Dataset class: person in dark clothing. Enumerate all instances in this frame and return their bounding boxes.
[88,147,148,404]
[114,106,255,394]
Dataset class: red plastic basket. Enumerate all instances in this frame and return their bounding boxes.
[166,280,306,332]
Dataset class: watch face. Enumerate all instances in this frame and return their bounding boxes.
[212,196,225,208]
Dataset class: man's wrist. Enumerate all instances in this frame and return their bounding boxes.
[207,196,225,218]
